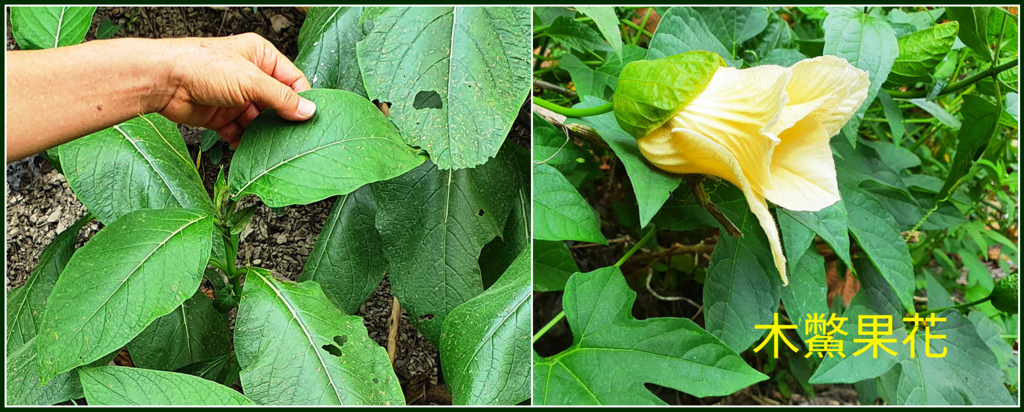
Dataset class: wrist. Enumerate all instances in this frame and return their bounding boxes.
[123,38,182,114]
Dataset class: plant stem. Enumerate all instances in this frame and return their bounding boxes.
[534,97,614,118]
[887,59,1018,99]
[533,311,567,343]
[863,117,935,124]
[920,296,991,316]
[615,228,659,267]
[688,175,743,237]
[534,80,577,99]
[632,8,653,45]
[619,19,654,39]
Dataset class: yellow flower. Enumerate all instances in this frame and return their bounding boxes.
[637,56,869,285]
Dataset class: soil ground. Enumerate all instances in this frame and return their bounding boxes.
[5,6,530,405]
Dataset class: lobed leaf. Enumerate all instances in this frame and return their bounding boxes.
[533,162,606,244]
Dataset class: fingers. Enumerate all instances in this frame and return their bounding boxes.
[239,32,312,93]
[217,121,245,148]
[246,69,316,121]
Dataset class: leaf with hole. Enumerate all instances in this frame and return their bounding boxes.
[235,268,403,405]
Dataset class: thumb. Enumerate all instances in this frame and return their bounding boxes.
[248,72,316,121]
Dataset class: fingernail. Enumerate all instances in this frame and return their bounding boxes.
[297,98,316,118]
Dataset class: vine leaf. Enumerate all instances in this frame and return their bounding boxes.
[535,266,767,404]
[533,162,606,244]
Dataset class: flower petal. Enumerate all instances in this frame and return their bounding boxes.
[666,65,791,193]
[770,55,870,137]
[638,127,790,284]
[763,117,841,211]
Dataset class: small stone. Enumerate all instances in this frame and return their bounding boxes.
[275,234,287,244]
[47,209,61,223]
[253,259,262,265]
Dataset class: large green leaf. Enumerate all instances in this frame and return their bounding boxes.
[575,6,623,60]
[6,214,92,353]
[823,7,899,145]
[10,6,95,49]
[572,97,682,228]
[60,114,213,225]
[357,7,530,169]
[235,268,403,405]
[780,202,853,269]
[6,337,82,405]
[694,7,769,57]
[613,51,723,140]
[36,208,214,384]
[534,266,767,404]
[779,245,829,344]
[559,53,618,100]
[841,184,915,313]
[533,117,592,166]
[889,22,960,84]
[702,185,782,353]
[126,290,230,372]
[647,7,744,67]
[545,15,612,53]
[533,240,579,292]
[478,144,531,290]
[440,249,530,405]
[79,366,253,405]
[937,94,1000,201]
[230,89,426,207]
[294,7,366,96]
[533,162,605,244]
[373,144,522,343]
[298,186,388,315]
[946,7,993,61]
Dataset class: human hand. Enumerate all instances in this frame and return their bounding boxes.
[156,33,314,148]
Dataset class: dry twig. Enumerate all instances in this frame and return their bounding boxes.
[387,297,400,364]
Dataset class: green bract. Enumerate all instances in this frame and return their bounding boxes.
[989,272,1018,314]
[612,51,724,139]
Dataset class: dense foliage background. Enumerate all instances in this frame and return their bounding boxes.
[532,6,1018,405]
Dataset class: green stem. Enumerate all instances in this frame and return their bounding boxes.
[619,19,654,39]
[534,97,614,118]
[888,59,1018,99]
[615,228,658,267]
[532,311,567,343]
[863,117,935,124]
[632,9,653,45]
[920,296,991,316]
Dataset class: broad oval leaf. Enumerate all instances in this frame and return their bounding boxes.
[60,114,213,225]
[6,337,82,405]
[373,143,523,343]
[440,249,530,405]
[295,7,367,96]
[298,186,388,315]
[80,366,254,405]
[7,214,92,353]
[10,6,95,49]
[534,266,767,405]
[840,183,915,313]
[235,268,403,405]
[357,7,531,169]
[126,290,231,372]
[823,7,898,145]
[613,51,724,139]
[478,144,532,289]
[36,208,215,384]
[229,89,427,207]
[702,185,782,353]
[533,162,606,244]
[889,22,960,84]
